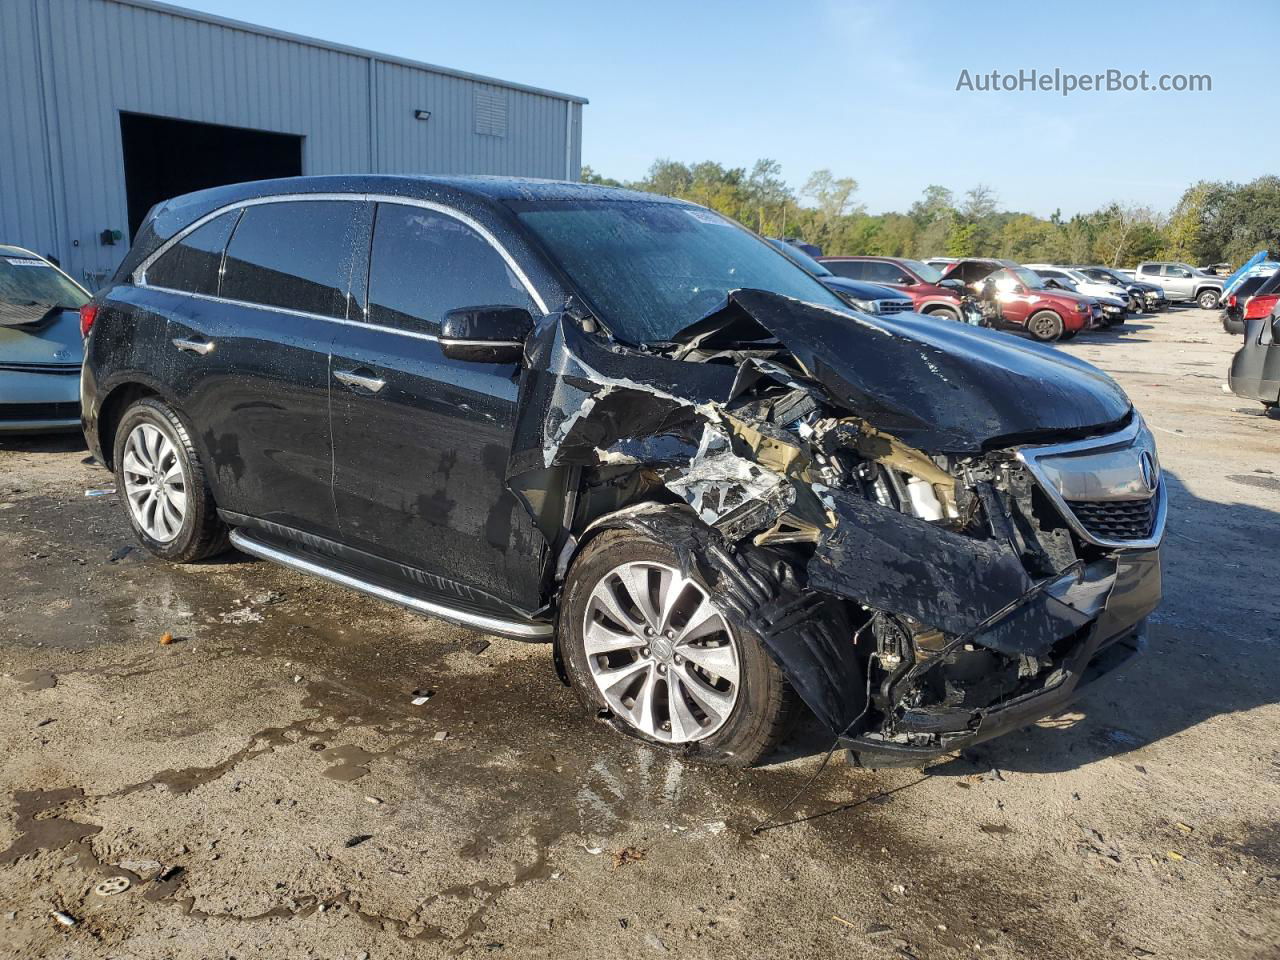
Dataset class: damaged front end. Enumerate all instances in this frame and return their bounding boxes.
[512,289,1164,764]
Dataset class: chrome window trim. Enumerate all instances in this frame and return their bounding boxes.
[137,286,443,343]
[1015,416,1166,550]
[437,338,525,347]
[134,191,551,317]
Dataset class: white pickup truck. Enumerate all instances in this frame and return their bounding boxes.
[1134,261,1223,309]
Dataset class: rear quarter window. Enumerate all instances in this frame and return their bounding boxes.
[220,200,362,318]
[144,210,241,295]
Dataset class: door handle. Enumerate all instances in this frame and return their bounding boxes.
[334,369,386,394]
[172,337,215,355]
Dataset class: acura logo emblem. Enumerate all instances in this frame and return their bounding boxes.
[1139,451,1158,492]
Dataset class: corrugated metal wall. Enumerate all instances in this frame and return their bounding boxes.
[0,0,586,287]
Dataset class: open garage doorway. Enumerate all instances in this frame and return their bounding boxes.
[120,112,303,239]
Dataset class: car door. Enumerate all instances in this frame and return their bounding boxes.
[1162,265,1194,300]
[328,200,547,615]
[989,268,1033,327]
[1231,310,1280,403]
[161,198,362,540]
[1137,264,1165,295]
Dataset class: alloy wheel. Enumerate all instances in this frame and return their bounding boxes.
[583,560,740,743]
[121,422,188,542]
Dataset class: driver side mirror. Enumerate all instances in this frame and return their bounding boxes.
[1043,279,1064,290]
[440,306,533,364]
[938,278,964,291]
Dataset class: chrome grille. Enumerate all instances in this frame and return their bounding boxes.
[878,299,915,315]
[1065,498,1155,541]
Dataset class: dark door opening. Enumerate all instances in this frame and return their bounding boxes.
[120,112,303,239]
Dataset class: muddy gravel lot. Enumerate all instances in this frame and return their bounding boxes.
[2,307,1278,960]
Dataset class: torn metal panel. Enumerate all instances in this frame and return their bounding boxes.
[662,424,795,541]
[808,488,1034,647]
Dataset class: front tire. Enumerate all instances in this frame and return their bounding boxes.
[113,397,229,562]
[924,306,961,324]
[1198,289,1221,310]
[1028,310,1065,342]
[561,528,796,766]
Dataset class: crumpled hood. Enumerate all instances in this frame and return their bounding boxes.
[671,289,1132,452]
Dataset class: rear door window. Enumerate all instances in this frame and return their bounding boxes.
[220,200,362,318]
[364,202,535,333]
[145,210,241,296]
[1138,264,1160,276]
[823,260,866,281]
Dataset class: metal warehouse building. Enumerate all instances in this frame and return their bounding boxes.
[1,0,587,288]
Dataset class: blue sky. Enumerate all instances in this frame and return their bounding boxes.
[180,0,1276,217]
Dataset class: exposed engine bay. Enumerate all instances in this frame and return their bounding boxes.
[508,288,1164,763]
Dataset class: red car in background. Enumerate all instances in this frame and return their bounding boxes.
[937,258,1102,341]
[818,256,966,322]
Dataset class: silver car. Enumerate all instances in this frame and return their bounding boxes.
[1135,261,1223,309]
[0,245,91,433]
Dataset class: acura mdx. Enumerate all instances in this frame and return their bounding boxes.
[82,176,1164,767]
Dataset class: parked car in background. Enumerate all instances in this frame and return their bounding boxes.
[1228,298,1280,413]
[816,255,966,322]
[1025,265,1132,323]
[0,244,91,433]
[937,258,1102,341]
[1221,273,1276,336]
[1074,265,1167,312]
[924,257,958,272]
[1136,262,1223,309]
[81,175,1163,768]
[764,239,914,314]
[778,237,823,258]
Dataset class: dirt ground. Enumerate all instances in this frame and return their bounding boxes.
[1,306,1278,960]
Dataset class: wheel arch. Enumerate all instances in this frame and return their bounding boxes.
[96,381,164,469]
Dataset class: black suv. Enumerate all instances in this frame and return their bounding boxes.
[83,176,1165,767]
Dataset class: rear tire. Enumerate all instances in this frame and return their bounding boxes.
[1028,310,1065,342]
[560,528,797,766]
[1197,289,1221,310]
[113,397,229,563]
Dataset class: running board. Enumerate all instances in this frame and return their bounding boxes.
[228,528,554,640]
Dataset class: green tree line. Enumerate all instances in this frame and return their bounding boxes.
[581,160,1280,269]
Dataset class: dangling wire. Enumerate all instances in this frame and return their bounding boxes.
[751,637,874,836]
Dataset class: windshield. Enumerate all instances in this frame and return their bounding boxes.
[515,200,849,343]
[0,254,89,310]
[900,259,942,283]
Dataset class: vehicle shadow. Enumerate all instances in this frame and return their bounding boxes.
[0,432,87,455]
[768,467,1280,777]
